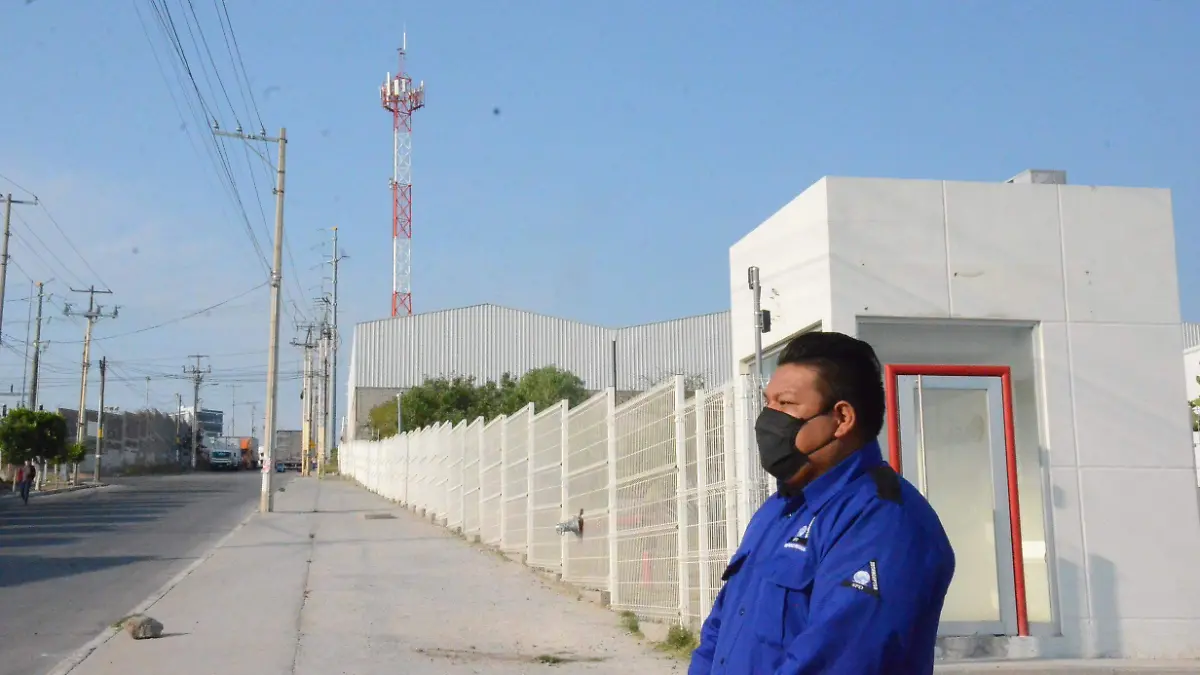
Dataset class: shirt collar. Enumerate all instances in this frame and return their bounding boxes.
[776,439,886,514]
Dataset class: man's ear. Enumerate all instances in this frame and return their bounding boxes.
[832,400,857,439]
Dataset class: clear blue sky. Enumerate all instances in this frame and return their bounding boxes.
[1,1,1198,432]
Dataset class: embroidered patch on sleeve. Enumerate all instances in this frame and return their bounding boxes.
[840,560,880,597]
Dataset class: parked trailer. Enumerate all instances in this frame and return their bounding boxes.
[273,429,302,471]
[239,436,259,469]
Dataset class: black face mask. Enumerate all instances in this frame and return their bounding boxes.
[755,407,830,482]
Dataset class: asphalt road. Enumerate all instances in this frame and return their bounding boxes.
[0,471,291,675]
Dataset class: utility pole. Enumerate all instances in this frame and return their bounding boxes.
[748,267,764,386]
[214,124,287,513]
[94,357,107,482]
[19,281,33,407]
[292,325,316,476]
[0,193,38,349]
[184,355,210,469]
[27,281,45,411]
[145,376,151,410]
[65,286,117,451]
[317,325,328,476]
[746,266,772,391]
[175,393,183,466]
[316,300,330,478]
[327,226,346,475]
[229,383,237,438]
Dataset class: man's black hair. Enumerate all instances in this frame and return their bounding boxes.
[776,331,885,440]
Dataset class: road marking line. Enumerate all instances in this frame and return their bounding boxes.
[45,504,259,675]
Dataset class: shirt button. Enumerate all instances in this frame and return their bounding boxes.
[739,607,746,616]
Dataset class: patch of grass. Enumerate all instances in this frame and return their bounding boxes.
[320,461,339,476]
[535,654,567,664]
[618,610,643,637]
[111,614,136,628]
[655,624,699,660]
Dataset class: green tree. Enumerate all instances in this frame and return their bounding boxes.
[66,441,88,484]
[513,366,588,412]
[1189,377,1200,432]
[366,367,589,439]
[0,409,69,466]
[65,442,88,464]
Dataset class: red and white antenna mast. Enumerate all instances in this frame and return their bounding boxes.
[380,33,425,317]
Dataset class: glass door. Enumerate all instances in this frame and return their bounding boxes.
[895,374,1019,637]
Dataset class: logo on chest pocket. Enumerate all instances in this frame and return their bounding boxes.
[782,516,816,552]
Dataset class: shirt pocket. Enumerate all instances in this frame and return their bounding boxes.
[757,557,817,649]
[720,550,749,582]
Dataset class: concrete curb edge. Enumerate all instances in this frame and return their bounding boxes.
[45,504,260,675]
[0,483,110,501]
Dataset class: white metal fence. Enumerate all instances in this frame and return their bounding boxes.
[341,375,769,630]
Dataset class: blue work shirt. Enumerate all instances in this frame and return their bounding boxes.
[689,440,955,675]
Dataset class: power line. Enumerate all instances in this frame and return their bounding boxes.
[90,281,265,342]
[136,0,310,324]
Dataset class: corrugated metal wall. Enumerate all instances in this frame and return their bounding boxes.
[350,304,732,392]
[1184,322,1200,351]
[614,311,732,390]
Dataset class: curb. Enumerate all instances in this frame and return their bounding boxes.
[45,503,259,675]
[0,483,109,501]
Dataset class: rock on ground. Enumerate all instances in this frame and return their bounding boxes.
[123,615,164,640]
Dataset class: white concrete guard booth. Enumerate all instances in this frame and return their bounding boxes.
[729,171,1200,660]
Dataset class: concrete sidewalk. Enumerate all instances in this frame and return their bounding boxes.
[56,477,1199,675]
[59,477,684,675]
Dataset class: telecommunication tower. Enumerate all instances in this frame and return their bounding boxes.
[380,34,426,317]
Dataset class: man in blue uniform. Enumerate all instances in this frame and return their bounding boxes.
[689,331,955,674]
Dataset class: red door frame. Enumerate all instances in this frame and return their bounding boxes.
[883,363,1029,637]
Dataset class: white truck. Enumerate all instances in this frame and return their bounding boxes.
[207,436,241,471]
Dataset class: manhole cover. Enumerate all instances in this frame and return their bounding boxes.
[363,513,396,520]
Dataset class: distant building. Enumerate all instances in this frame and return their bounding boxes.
[344,304,733,441]
[171,407,224,441]
[57,407,184,473]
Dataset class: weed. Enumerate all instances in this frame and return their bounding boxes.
[655,624,699,660]
[535,654,566,664]
[618,610,643,637]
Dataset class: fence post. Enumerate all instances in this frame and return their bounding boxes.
[694,389,713,618]
[734,375,755,544]
[673,375,691,624]
[525,404,537,560]
[478,420,487,544]
[459,423,468,535]
[442,423,451,524]
[558,400,570,579]
[604,387,619,606]
[402,431,411,507]
[499,416,509,549]
[722,386,740,548]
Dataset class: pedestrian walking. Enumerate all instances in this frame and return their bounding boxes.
[689,331,956,674]
[19,459,36,505]
[12,464,23,493]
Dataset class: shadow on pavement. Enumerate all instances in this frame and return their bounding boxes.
[0,535,81,548]
[0,494,202,553]
[0,523,120,536]
[0,554,160,588]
